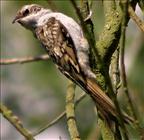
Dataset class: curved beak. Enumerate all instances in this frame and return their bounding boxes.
[12,15,23,24]
[12,16,18,24]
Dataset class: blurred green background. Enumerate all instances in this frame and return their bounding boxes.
[1,1,144,140]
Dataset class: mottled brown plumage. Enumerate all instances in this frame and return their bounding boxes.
[13,4,133,124]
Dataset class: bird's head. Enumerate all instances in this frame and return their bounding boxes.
[12,4,51,30]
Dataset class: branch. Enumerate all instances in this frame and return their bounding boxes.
[120,0,139,129]
[0,54,49,65]
[33,111,65,136]
[70,0,100,66]
[103,0,116,14]
[98,119,114,140]
[70,1,129,138]
[128,3,144,32]
[33,92,86,136]
[0,103,35,140]
[66,81,81,140]
[97,1,122,63]
[118,1,130,139]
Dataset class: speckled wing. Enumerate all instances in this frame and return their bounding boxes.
[35,17,85,84]
[35,17,132,123]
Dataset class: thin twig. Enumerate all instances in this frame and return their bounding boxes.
[66,81,81,140]
[32,93,86,137]
[128,3,144,32]
[33,111,65,136]
[120,0,139,128]
[0,103,35,140]
[119,1,134,139]
[0,54,49,65]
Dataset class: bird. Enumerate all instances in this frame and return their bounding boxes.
[12,4,132,124]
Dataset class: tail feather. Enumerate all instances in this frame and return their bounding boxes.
[86,78,133,123]
[61,68,133,123]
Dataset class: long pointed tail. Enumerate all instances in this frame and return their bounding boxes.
[85,78,133,123]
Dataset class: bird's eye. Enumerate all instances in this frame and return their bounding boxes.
[23,9,29,16]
